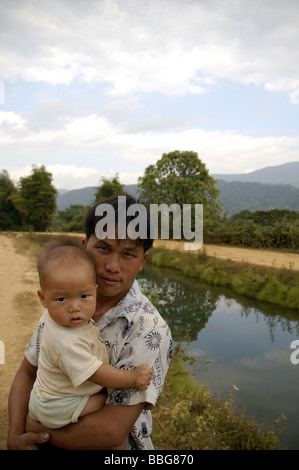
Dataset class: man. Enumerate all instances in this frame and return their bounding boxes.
[7,194,172,450]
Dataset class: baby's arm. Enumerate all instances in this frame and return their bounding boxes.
[88,363,152,390]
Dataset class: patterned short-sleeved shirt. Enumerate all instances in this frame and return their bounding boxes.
[25,280,173,450]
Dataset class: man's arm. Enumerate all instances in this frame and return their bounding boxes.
[7,357,50,450]
[27,401,145,450]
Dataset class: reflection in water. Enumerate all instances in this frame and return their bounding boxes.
[240,306,299,342]
[138,263,299,343]
[138,268,217,341]
[138,262,299,450]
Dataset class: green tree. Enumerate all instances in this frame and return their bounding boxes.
[0,170,22,230]
[138,150,222,218]
[54,204,87,232]
[12,165,57,231]
[93,174,125,203]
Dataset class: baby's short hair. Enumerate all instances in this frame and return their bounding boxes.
[38,238,96,288]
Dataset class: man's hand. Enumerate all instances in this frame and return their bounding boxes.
[7,431,50,450]
[7,357,49,450]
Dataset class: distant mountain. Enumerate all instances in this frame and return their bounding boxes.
[212,161,299,188]
[57,187,96,210]
[56,162,299,216]
[56,180,299,216]
[56,184,138,210]
[216,180,299,215]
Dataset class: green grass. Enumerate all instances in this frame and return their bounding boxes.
[147,248,299,311]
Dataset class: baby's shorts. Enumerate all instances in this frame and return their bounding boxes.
[29,389,89,429]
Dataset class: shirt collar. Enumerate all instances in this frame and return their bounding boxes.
[98,279,142,329]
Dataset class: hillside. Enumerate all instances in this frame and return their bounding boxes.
[56,184,138,210]
[212,161,299,188]
[55,163,299,215]
[216,180,299,215]
[56,180,299,216]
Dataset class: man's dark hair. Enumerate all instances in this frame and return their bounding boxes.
[84,193,153,252]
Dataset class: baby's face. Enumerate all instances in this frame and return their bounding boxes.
[38,262,97,327]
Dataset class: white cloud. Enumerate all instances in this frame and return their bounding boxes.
[1,0,299,98]
[118,171,143,185]
[290,81,299,104]
[0,111,26,129]
[64,115,117,142]
[6,163,102,189]
[2,111,299,186]
[1,0,299,189]
[6,164,34,183]
[46,164,101,189]
[47,164,99,179]
[6,162,142,190]
[0,80,4,104]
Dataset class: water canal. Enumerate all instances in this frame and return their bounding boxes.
[138,263,299,450]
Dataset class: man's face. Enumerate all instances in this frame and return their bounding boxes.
[83,234,147,304]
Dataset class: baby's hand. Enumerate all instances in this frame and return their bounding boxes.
[134,364,153,390]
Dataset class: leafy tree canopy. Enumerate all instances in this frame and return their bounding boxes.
[0,169,22,230]
[137,150,222,218]
[231,208,299,226]
[93,174,124,203]
[12,165,57,231]
[54,204,87,233]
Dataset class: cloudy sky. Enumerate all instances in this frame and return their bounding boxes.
[1,0,299,189]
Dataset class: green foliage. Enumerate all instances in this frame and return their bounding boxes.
[147,248,299,310]
[205,208,299,251]
[0,170,22,229]
[93,173,124,203]
[12,165,57,231]
[138,150,222,221]
[53,204,87,232]
[0,166,57,231]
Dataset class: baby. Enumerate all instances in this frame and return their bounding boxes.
[28,241,152,431]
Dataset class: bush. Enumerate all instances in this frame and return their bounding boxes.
[204,209,299,251]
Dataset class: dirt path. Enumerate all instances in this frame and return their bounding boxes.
[0,234,44,449]
[154,240,299,271]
